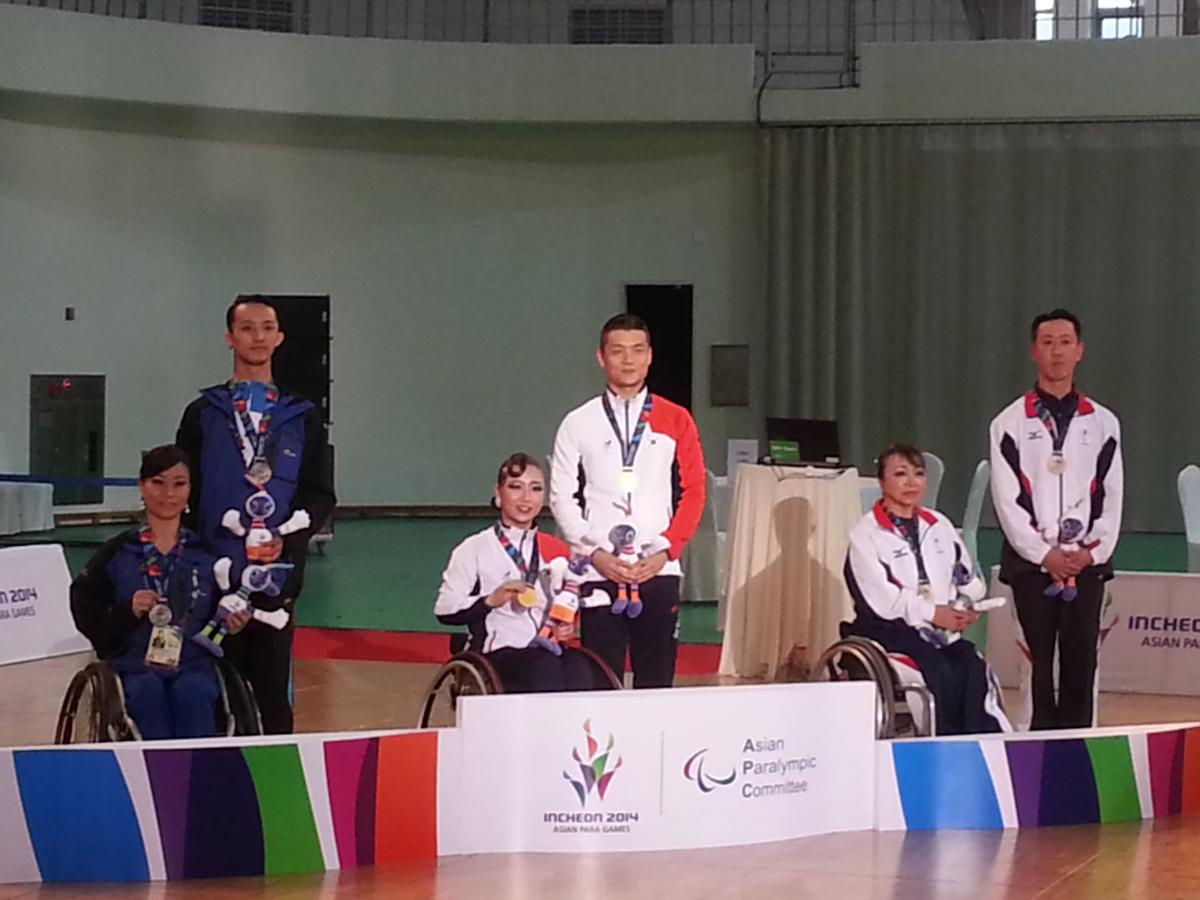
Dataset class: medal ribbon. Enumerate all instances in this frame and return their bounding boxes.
[137,526,186,599]
[1032,396,1073,453]
[602,393,653,469]
[602,392,652,515]
[493,524,540,586]
[888,514,930,586]
[227,380,279,473]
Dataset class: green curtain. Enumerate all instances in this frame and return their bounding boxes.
[763,122,1200,532]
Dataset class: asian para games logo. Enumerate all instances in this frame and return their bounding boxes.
[683,748,737,793]
[563,719,622,807]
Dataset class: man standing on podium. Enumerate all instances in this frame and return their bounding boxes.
[989,309,1123,730]
[550,314,706,688]
[176,295,335,733]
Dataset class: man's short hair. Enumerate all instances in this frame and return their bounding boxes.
[225,294,280,331]
[599,313,651,350]
[1030,308,1082,342]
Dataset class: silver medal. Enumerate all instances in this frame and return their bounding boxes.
[918,583,933,601]
[1047,452,1066,476]
[248,459,273,484]
[149,602,173,626]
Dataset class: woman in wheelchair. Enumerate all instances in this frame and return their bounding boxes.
[433,452,599,693]
[69,445,250,739]
[843,444,1007,735]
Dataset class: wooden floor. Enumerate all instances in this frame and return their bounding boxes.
[6,653,1200,898]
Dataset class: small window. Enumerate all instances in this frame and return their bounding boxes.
[569,6,670,44]
[199,0,293,33]
[1096,0,1143,38]
[1034,0,1056,40]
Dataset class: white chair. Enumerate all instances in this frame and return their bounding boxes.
[921,451,945,511]
[682,469,725,604]
[1178,465,1200,573]
[962,459,991,572]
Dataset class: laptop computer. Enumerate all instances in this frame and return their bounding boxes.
[764,418,843,467]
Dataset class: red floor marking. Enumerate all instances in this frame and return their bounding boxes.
[294,627,721,675]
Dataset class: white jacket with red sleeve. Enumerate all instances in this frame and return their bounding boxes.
[549,387,706,601]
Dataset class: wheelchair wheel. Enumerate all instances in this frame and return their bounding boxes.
[213,658,264,737]
[809,637,897,739]
[567,645,624,691]
[416,652,504,729]
[54,662,140,744]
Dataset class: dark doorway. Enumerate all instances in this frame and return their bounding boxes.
[29,375,105,505]
[267,295,331,442]
[625,284,693,410]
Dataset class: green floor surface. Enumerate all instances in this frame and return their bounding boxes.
[12,521,1188,648]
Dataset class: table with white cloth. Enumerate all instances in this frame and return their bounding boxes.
[0,482,54,535]
[986,566,1200,697]
[718,463,862,679]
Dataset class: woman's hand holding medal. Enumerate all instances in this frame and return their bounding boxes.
[486,580,528,609]
[931,605,976,632]
[131,589,159,617]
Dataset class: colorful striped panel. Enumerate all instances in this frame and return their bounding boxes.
[143,749,193,880]
[1005,740,1044,827]
[892,742,1003,829]
[1031,739,1100,826]
[14,749,148,882]
[180,747,264,878]
[375,732,439,862]
[325,736,379,869]
[1147,729,1185,817]
[242,745,324,875]
[1085,737,1141,823]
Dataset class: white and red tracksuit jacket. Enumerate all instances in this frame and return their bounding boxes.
[434,524,569,652]
[845,503,986,630]
[989,390,1123,577]
[549,387,706,604]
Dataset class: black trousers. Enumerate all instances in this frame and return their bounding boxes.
[580,576,680,689]
[848,621,1002,736]
[1010,569,1106,730]
[485,647,597,693]
[225,614,295,735]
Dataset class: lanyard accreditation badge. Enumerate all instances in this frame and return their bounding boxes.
[889,514,932,600]
[494,524,541,608]
[602,392,652,513]
[138,527,187,669]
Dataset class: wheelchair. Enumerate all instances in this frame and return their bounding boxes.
[416,634,623,729]
[808,631,938,739]
[54,656,263,744]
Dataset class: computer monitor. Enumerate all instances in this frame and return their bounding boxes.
[764,418,841,465]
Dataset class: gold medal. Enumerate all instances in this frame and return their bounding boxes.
[517,586,539,608]
[1047,452,1066,476]
[249,459,273,484]
[618,467,638,494]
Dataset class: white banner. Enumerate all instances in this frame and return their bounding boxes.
[0,545,90,666]
[448,682,876,854]
[986,568,1200,696]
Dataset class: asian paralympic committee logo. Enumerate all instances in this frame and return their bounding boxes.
[683,748,737,793]
[563,719,622,808]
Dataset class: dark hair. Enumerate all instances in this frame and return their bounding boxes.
[599,313,651,350]
[1030,308,1082,342]
[225,294,279,331]
[496,452,544,486]
[140,445,192,481]
[875,443,925,480]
